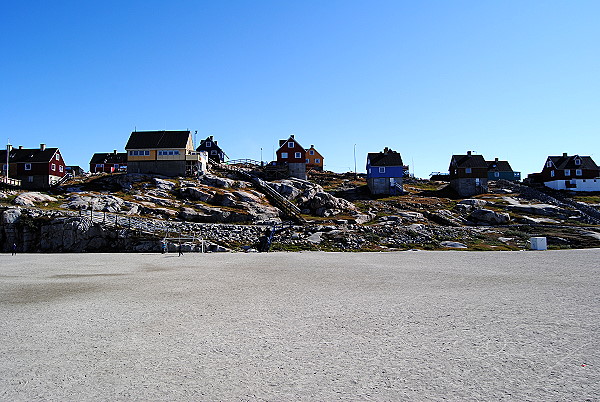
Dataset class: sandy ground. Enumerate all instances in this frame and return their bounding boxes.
[0,250,598,401]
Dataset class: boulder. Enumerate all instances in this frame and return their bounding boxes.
[269,180,303,200]
[469,208,510,224]
[506,203,572,218]
[2,208,21,224]
[13,192,58,207]
[198,174,236,189]
[180,187,215,202]
[153,178,177,191]
[455,199,488,213]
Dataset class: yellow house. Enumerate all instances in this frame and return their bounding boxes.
[305,145,324,171]
[125,130,207,176]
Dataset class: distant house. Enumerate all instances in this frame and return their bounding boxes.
[305,145,324,171]
[448,151,488,197]
[275,135,307,180]
[366,148,405,195]
[486,158,521,181]
[0,144,67,189]
[66,166,85,176]
[196,135,227,164]
[89,150,127,174]
[534,153,600,191]
[125,130,208,177]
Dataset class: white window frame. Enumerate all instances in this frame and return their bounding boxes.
[309,150,314,155]
[288,142,294,148]
[465,167,472,174]
[546,160,552,168]
[51,164,56,171]
[206,141,212,147]
[55,154,60,161]
[281,152,288,159]
[28,176,34,183]
[295,152,301,158]
[96,164,104,168]
[379,167,386,173]
[576,169,582,176]
[550,170,555,177]
[575,158,581,165]
[211,150,217,155]
[494,171,500,177]
[305,159,309,163]
[59,165,64,172]
[315,158,320,164]
[564,169,571,176]
[25,163,32,170]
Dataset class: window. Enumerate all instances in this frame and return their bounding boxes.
[2,164,6,171]
[96,164,104,168]
[281,152,288,159]
[206,141,212,147]
[51,164,56,171]
[168,151,174,155]
[305,159,309,163]
[576,169,582,176]
[465,167,472,174]
[55,154,60,161]
[379,167,386,173]
[564,169,570,176]
[546,160,552,168]
[288,142,294,148]
[550,170,555,177]
[575,158,581,165]
[309,150,314,155]
[295,152,301,158]
[59,165,64,172]
[25,163,31,170]
[315,158,320,164]
[211,150,217,155]
[494,172,500,177]
[28,176,33,183]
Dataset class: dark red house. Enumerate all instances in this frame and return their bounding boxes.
[89,150,127,173]
[1,144,67,189]
[275,135,307,179]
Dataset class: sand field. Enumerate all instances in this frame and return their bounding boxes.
[1,250,599,400]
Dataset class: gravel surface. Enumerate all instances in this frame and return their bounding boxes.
[1,250,599,401]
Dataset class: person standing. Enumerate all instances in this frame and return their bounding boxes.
[178,243,183,256]
[12,242,17,256]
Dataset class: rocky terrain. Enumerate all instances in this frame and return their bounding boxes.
[1,169,600,252]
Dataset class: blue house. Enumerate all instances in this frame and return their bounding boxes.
[486,158,521,181]
[366,148,405,195]
[196,135,227,163]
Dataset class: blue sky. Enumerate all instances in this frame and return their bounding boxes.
[2,0,598,178]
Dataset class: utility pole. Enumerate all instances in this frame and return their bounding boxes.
[5,138,10,183]
[353,144,357,178]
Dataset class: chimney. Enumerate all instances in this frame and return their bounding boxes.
[310,145,314,148]
[40,143,46,151]
[209,135,213,141]
[383,147,389,153]
[214,140,218,145]
[563,152,568,157]
[290,134,295,139]
[18,145,23,150]
[113,149,117,154]
[495,157,499,162]
[467,151,472,156]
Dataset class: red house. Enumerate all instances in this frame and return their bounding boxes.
[1,144,67,189]
[275,135,307,179]
[89,150,127,173]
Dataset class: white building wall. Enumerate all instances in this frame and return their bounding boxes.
[545,178,600,192]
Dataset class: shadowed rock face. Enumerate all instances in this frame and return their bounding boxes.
[469,209,511,225]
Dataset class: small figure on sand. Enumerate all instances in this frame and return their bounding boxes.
[12,242,17,256]
[178,243,183,256]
